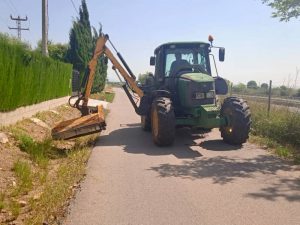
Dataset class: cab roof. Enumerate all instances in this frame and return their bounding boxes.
[154,42,210,54]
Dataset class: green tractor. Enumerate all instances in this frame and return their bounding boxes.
[51,34,251,145]
[137,36,251,146]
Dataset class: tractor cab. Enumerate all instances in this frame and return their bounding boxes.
[147,41,227,115]
[151,42,212,80]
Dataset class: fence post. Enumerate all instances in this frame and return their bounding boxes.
[268,80,272,116]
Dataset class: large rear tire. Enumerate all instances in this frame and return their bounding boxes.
[141,114,151,131]
[220,97,251,145]
[151,97,175,146]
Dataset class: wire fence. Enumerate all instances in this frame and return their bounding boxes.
[229,80,300,113]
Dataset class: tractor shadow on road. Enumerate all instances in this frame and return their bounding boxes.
[198,139,242,151]
[97,125,204,159]
[97,123,300,202]
[149,154,300,202]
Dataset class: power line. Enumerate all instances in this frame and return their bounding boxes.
[7,0,19,14]
[4,0,18,14]
[69,0,79,14]
[9,0,19,14]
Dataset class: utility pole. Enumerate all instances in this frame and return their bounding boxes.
[8,15,29,40]
[42,0,48,56]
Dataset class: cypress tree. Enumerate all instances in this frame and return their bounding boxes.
[66,0,107,93]
[91,25,108,93]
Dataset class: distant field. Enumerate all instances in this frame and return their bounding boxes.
[233,94,300,109]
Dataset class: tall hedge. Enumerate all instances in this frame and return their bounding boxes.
[0,34,72,112]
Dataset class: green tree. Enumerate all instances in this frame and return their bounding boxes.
[36,40,68,62]
[247,80,258,89]
[48,43,68,62]
[138,74,148,85]
[280,85,289,96]
[232,83,247,93]
[91,26,108,93]
[66,0,93,74]
[66,0,107,93]
[262,0,300,21]
[261,83,269,89]
[138,72,153,85]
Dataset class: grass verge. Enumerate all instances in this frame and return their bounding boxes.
[247,100,300,163]
[25,137,95,225]
[0,90,114,224]
[90,91,115,103]
[12,160,33,195]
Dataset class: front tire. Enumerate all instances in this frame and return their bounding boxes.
[141,114,151,131]
[220,97,251,145]
[151,97,175,146]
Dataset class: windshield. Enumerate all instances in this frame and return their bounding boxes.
[164,47,209,77]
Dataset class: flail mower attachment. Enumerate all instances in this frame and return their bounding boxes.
[51,104,106,140]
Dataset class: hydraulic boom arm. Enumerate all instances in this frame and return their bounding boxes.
[52,34,149,140]
[81,34,145,114]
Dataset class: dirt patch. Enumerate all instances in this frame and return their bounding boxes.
[0,104,91,224]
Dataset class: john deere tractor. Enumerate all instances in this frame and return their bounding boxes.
[52,34,251,147]
[138,36,251,146]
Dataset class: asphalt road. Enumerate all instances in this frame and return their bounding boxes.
[64,88,300,225]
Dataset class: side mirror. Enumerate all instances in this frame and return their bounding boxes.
[219,48,225,62]
[150,56,156,66]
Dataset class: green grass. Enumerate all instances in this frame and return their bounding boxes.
[275,146,291,158]
[12,160,33,195]
[17,134,67,168]
[25,147,92,225]
[104,92,115,103]
[248,101,300,162]
[8,200,20,218]
[0,192,5,211]
[250,101,300,147]
[90,91,115,103]
[0,33,72,112]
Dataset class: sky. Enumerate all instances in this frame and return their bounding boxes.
[0,0,299,87]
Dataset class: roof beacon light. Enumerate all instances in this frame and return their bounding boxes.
[208,35,214,46]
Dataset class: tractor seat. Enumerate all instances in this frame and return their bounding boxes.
[169,60,192,77]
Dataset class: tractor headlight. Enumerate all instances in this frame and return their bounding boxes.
[194,92,205,99]
[206,91,215,99]
[194,91,215,99]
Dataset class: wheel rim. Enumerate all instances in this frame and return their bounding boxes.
[224,109,233,134]
[152,107,159,137]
